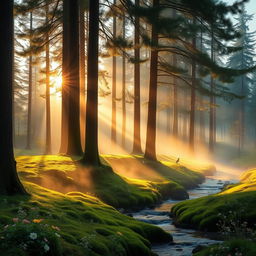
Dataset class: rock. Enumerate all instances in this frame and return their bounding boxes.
[176,248,183,251]
[192,245,207,254]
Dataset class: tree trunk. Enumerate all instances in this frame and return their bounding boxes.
[80,0,86,150]
[26,12,33,150]
[199,95,205,142]
[59,0,70,154]
[66,0,83,156]
[189,19,197,153]
[182,88,188,141]
[144,0,159,161]
[0,0,27,195]
[239,75,245,155]
[172,10,178,137]
[111,0,117,144]
[166,88,172,134]
[45,5,51,154]
[172,54,178,137]
[122,15,126,148]
[81,0,101,165]
[199,26,205,144]
[209,30,215,153]
[132,0,143,154]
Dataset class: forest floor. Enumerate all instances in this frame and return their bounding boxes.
[0,154,215,256]
[17,155,215,210]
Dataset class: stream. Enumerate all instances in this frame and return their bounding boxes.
[133,176,233,256]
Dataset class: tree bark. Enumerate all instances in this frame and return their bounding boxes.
[189,27,196,153]
[122,15,126,148]
[132,0,143,154]
[0,0,27,195]
[172,10,178,138]
[199,95,205,142]
[81,0,101,165]
[111,0,117,144]
[144,0,159,161]
[239,75,245,155]
[66,0,83,156]
[26,12,33,150]
[80,0,86,150]
[172,54,178,137]
[59,0,70,154]
[45,5,51,154]
[209,30,215,153]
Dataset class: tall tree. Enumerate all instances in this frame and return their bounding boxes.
[172,53,178,137]
[81,0,101,165]
[132,0,143,154]
[65,0,83,156]
[60,0,70,154]
[111,0,117,144]
[144,0,159,161]
[209,29,215,153]
[80,0,87,150]
[45,4,51,154]
[122,15,126,148]
[25,12,33,150]
[0,0,27,195]
[227,6,256,154]
[189,19,197,153]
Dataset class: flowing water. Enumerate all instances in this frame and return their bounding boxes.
[133,175,235,256]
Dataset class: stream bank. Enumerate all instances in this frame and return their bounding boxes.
[132,177,228,256]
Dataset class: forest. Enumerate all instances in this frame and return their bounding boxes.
[1,0,256,255]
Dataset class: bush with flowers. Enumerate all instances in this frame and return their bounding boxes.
[193,204,256,255]
[0,218,62,256]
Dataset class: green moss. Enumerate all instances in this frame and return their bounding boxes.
[16,155,208,209]
[194,239,256,256]
[172,190,256,231]
[9,154,214,255]
[0,182,171,256]
[172,168,256,231]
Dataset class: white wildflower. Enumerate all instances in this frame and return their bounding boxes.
[29,232,38,240]
[44,244,50,252]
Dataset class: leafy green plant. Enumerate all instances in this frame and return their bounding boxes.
[0,219,62,256]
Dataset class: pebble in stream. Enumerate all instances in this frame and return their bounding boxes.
[133,178,228,256]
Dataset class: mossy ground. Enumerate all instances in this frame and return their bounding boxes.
[171,168,256,232]
[193,239,256,256]
[3,154,214,255]
[17,155,210,209]
[0,182,171,256]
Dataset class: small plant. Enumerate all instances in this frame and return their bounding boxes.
[207,244,243,256]
[216,201,256,239]
[0,218,62,256]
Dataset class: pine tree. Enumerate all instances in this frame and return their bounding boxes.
[144,0,159,161]
[132,0,143,154]
[111,0,117,145]
[45,4,52,154]
[25,12,33,150]
[81,0,101,165]
[122,14,127,148]
[227,6,256,154]
[65,0,83,156]
[0,0,27,195]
